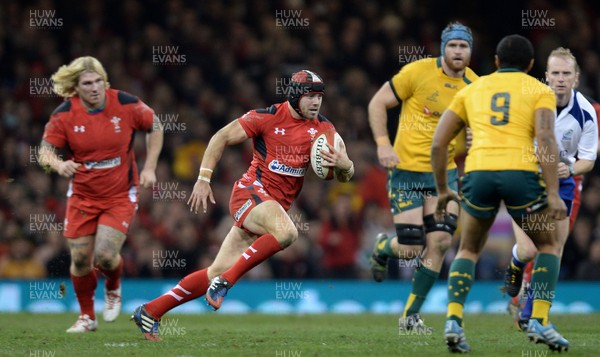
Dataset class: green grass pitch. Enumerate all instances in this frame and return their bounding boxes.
[1,313,599,356]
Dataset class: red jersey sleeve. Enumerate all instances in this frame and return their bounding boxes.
[43,113,67,148]
[238,110,265,138]
[130,98,155,132]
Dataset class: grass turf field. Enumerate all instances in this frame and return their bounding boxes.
[1,313,599,356]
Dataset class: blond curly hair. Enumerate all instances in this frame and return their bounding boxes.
[51,56,110,98]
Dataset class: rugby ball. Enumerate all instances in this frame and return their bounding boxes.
[311,130,344,180]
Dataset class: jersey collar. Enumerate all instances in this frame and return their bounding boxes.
[438,56,472,84]
[496,68,522,73]
[77,94,107,114]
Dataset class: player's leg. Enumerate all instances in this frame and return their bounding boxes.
[370,208,423,280]
[504,220,538,298]
[514,210,569,351]
[510,181,575,326]
[444,210,496,353]
[444,171,499,353]
[518,185,572,327]
[146,226,255,317]
[369,168,425,282]
[95,198,137,322]
[568,175,582,232]
[67,235,98,332]
[390,206,426,330]
[400,169,460,325]
[397,197,458,330]
[505,171,569,351]
[206,194,295,310]
[221,200,294,284]
[518,216,569,328]
[64,195,101,333]
[134,226,255,340]
[94,225,126,322]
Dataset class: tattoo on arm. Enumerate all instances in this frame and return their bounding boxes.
[540,110,553,131]
[40,140,56,151]
[39,140,59,173]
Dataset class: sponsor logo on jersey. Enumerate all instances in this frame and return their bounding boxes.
[257,187,269,196]
[83,156,121,170]
[234,199,253,222]
[561,129,573,142]
[426,91,439,102]
[268,160,306,177]
[444,83,458,90]
[274,127,286,135]
[73,125,85,132]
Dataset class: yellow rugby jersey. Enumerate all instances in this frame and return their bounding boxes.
[448,68,556,172]
[390,57,478,172]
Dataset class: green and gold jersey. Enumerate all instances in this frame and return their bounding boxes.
[448,68,556,172]
[390,57,478,172]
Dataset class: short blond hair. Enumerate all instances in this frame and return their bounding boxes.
[547,47,579,73]
[51,56,110,98]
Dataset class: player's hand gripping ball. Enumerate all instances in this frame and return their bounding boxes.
[310,129,344,180]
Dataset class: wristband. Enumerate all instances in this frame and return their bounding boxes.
[197,175,211,183]
[199,168,213,173]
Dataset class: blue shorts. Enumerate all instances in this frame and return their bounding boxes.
[559,176,575,216]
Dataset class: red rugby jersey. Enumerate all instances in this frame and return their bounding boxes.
[238,102,336,210]
[43,89,154,200]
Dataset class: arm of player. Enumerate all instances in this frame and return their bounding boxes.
[368,82,401,168]
[140,115,164,188]
[558,159,595,178]
[38,140,81,177]
[572,159,595,176]
[431,109,464,221]
[187,119,249,214]
[534,108,566,220]
[321,141,354,182]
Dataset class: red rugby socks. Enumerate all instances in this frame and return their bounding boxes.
[145,268,209,319]
[96,256,123,291]
[71,270,98,320]
[221,233,284,285]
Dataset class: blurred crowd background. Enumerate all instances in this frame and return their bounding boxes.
[1,0,600,281]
